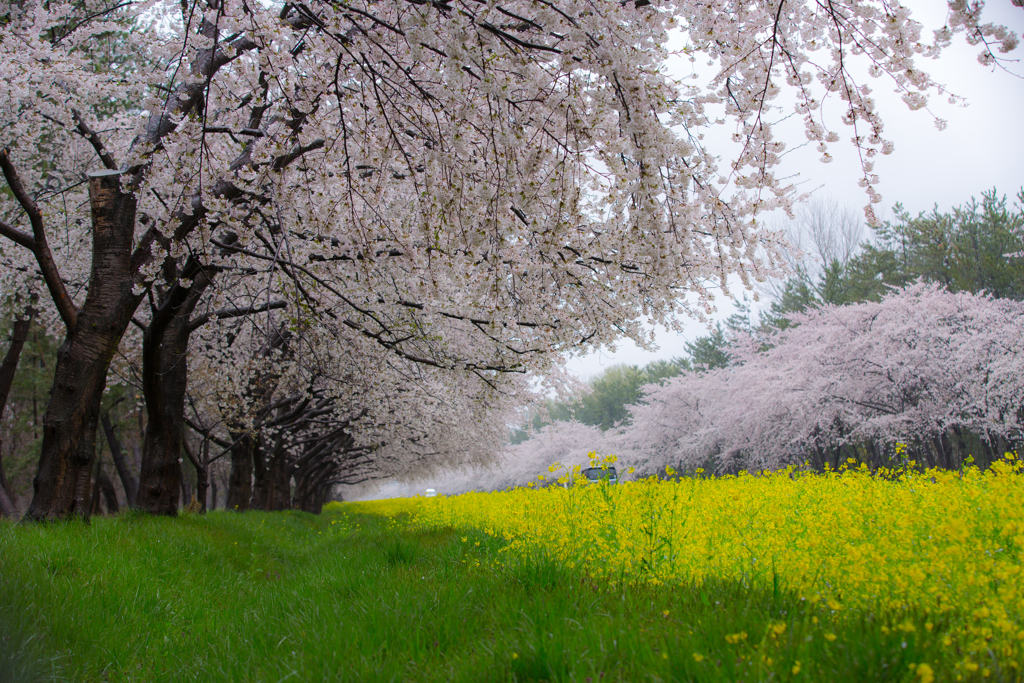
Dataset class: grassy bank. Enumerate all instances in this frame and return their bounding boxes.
[0,502,1009,682]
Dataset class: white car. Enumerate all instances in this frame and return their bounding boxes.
[424,489,437,497]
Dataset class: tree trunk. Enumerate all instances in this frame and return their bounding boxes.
[0,302,34,517]
[183,437,209,514]
[181,476,190,509]
[89,460,120,516]
[292,459,314,512]
[291,429,358,513]
[135,264,284,516]
[251,430,291,511]
[224,327,290,512]
[980,433,996,467]
[89,456,101,518]
[938,431,955,470]
[197,440,209,513]
[303,465,334,515]
[294,455,336,514]
[101,413,137,506]
[0,480,14,518]
[0,447,12,514]
[952,426,968,469]
[226,429,256,512]
[274,455,292,511]
[250,435,269,510]
[26,171,140,521]
[135,259,213,516]
[0,449,15,517]
[997,435,1010,464]
[98,467,119,514]
[262,451,292,511]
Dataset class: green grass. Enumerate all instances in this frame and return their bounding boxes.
[0,506,1000,682]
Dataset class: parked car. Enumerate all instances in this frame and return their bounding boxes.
[561,466,614,489]
[579,466,619,485]
[424,489,437,497]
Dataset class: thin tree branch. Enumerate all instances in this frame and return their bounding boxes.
[188,299,288,332]
[72,110,119,170]
[0,149,79,330]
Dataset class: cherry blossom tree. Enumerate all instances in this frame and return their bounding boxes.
[181,309,528,509]
[1,0,1018,518]
[613,284,1024,474]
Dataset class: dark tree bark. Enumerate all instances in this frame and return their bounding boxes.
[181,476,190,508]
[250,436,271,511]
[101,413,137,506]
[199,439,210,512]
[225,327,290,512]
[98,467,120,514]
[937,431,955,469]
[89,457,101,518]
[89,459,119,516]
[0,302,34,517]
[226,429,257,511]
[294,459,330,514]
[268,451,292,511]
[952,426,968,469]
[1,153,147,521]
[182,437,209,513]
[980,433,996,467]
[0,468,14,518]
[291,430,363,514]
[251,427,292,511]
[135,259,214,516]
[296,459,341,515]
[22,170,143,521]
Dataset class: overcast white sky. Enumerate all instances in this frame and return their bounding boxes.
[566,1,1024,381]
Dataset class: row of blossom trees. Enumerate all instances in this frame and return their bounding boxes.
[506,284,1024,481]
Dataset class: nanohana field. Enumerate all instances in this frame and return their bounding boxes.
[380,454,1024,679]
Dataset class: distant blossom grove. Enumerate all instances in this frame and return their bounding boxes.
[509,285,1024,478]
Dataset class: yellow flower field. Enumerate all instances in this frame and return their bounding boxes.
[368,455,1024,677]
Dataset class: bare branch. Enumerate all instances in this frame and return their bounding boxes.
[188,299,288,332]
[72,111,119,170]
[0,149,79,330]
[0,218,35,250]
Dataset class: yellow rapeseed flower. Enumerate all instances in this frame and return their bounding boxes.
[380,453,1024,669]
[916,664,936,683]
